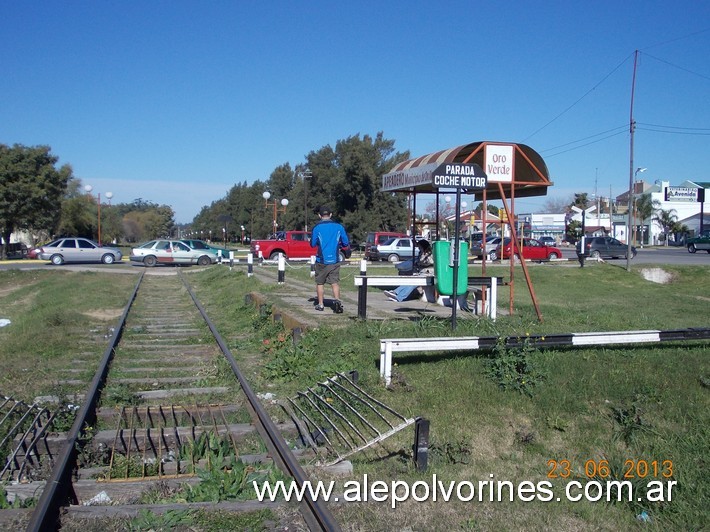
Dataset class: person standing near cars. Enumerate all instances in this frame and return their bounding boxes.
[310,206,349,313]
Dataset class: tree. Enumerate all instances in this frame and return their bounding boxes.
[0,144,72,257]
[540,195,573,213]
[653,207,678,246]
[572,193,590,210]
[634,194,656,246]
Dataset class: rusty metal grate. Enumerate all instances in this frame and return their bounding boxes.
[282,372,416,466]
[0,395,57,481]
[103,403,243,481]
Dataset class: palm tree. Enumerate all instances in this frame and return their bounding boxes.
[634,194,656,246]
[653,208,678,246]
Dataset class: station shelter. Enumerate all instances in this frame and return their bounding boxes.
[381,141,552,324]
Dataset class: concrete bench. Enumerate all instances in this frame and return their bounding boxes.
[466,277,506,319]
[354,275,435,319]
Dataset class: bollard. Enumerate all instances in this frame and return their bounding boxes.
[247,253,253,277]
[310,255,316,277]
[277,253,285,284]
[229,250,234,269]
[218,250,223,264]
[357,259,368,320]
[413,418,430,472]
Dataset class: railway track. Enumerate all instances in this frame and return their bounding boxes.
[4,269,339,531]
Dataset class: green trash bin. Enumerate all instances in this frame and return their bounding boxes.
[433,240,469,296]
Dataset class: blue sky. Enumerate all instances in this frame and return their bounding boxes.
[2,1,709,223]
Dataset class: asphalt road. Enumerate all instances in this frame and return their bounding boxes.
[555,245,710,266]
[1,246,708,271]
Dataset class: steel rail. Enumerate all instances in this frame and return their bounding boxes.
[28,270,340,532]
[179,271,341,532]
[27,271,145,532]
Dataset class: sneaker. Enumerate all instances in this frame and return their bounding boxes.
[383,290,396,299]
[333,300,343,314]
[315,304,324,311]
[387,296,399,302]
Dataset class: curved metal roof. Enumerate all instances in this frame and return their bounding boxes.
[382,141,552,200]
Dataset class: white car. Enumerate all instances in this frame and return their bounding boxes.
[373,237,420,262]
[37,237,123,265]
[129,240,217,267]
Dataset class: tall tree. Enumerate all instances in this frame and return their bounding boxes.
[653,207,678,246]
[0,144,72,256]
[634,193,656,245]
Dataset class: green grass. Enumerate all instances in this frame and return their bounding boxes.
[1,262,707,530]
[189,262,709,530]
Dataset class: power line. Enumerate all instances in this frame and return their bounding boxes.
[540,124,628,153]
[637,122,710,131]
[641,51,710,82]
[543,130,627,158]
[522,53,634,143]
[636,125,710,136]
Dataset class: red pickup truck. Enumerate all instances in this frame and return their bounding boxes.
[250,231,316,260]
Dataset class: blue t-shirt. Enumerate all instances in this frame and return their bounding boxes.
[310,219,350,265]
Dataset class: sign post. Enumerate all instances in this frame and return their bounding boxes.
[432,163,487,329]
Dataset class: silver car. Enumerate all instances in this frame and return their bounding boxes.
[374,237,420,262]
[129,239,217,267]
[37,237,123,265]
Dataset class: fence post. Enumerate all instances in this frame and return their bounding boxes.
[310,255,316,277]
[357,259,368,320]
[247,253,253,277]
[413,418,430,472]
[277,254,285,284]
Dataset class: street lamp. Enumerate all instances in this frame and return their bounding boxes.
[84,185,112,244]
[263,191,288,234]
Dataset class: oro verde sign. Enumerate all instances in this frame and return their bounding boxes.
[432,163,487,191]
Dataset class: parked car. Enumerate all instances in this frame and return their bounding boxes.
[490,238,563,261]
[372,237,419,262]
[2,242,28,259]
[538,236,556,246]
[181,239,231,259]
[129,240,217,267]
[36,237,123,265]
[576,236,636,259]
[470,236,502,260]
[364,231,407,260]
[686,230,710,253]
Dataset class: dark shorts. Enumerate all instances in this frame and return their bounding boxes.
[315,262,340,285]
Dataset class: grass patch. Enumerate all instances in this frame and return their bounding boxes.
[1,262,707,530]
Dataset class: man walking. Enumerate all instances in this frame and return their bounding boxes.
[310,206,349,313]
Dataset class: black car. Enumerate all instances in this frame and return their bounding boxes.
[577,236,636,259]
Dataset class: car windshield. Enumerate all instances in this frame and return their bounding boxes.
[380,237,397,246]
[139,241,157,249]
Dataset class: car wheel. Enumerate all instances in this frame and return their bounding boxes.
[548,252,560,260]
[590,250,601,259]
[269,252,283,260]
[144,255,157,267]
[198,255,211,266]
[688,244,697,253]
[338,251,345,263]
[101,253,115,264]
[387,254,400,262]
[489,251,498,261]
[50,254,64,265]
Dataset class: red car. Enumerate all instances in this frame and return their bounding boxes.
[491,238,562,261]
